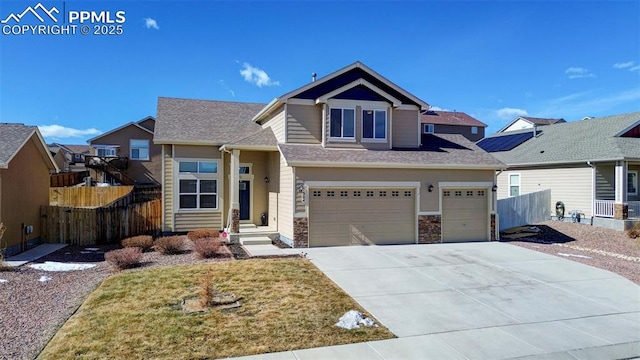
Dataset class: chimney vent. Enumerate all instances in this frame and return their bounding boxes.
[311,72,317,82]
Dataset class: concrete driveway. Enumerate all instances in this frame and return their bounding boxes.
[237,242,639,359]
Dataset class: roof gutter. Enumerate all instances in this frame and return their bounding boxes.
[287,161,503,170]
[503,158,634,167]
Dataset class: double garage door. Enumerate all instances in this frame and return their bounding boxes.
[309,188,415,247]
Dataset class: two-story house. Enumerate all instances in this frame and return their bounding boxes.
[421,110,487,142]
[154,62,505,247]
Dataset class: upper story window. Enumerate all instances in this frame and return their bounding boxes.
[423,124,435,134]
[130,139,149,160]
[362,109,386,140]
[471,126,479,135]
[96,146,117,157]
[330,108,355,139]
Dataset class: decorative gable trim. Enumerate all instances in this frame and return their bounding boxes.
[315,79,402,107]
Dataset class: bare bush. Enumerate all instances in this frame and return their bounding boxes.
[626,223,640,239]
[199,270,215,307]
[121,235,154,252]
[105,247,143,270]
[187,229,220,241]
[154,236,185,255]
[193,238,223,259]
[0,223,10,271]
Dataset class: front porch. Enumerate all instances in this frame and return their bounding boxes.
[591,160,640,230]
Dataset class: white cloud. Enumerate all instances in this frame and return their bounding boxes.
[496,107,528,120]
[229,90,235,97]
[565,67,596,79]
[240,63,279,87]
[38,125,102,139]
[613,61,634,69]
[144,17,159,30]
[538,88,640,119]
[630,65,640,72]
[429,106,451,112]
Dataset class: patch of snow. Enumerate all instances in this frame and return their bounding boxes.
[84,248,100,251]
[39,276,52,282]
[0,279,7,283]
[335,310,378,330]
[557,253,591,259]
[96,183,110,187]
[29,261,96,272]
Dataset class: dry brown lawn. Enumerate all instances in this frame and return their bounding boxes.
[38,258,393,359]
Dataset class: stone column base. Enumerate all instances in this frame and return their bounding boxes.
[293,217,308,248]
[491,214,497,241]
[614,203,629,220]
[418,215,441,244]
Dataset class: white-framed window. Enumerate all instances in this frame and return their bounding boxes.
[177,160,219,210]
[471,126,478,135]
[330,108,355,139]
[362,109,387,140]
[423,124,435,134]
[509,173,520,197]
[130,139,149,160]
[628,170,638,196]
[95,145,118,157]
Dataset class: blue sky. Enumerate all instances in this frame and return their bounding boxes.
[1,1,639,144]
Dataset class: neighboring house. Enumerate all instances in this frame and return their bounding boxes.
[478,112,640,230]
[499,116,565,133]
[48,143,91,173]
[0,124,59,256]
[155,61,505,247]
[87,116,161,185]
[421,110,487,142]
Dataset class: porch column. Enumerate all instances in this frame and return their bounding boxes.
[229,149,241,238]
[614,160,629,220]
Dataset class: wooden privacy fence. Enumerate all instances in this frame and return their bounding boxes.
[50,171,89,187]
[497,189,551,231]
[41,199,162,246]
[50,186,134,207]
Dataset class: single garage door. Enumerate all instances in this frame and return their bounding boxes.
[442,189,489,242]
[309,188,415,247]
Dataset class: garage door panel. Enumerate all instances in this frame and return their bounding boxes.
[309,188,415,247]
[442,189,489,243]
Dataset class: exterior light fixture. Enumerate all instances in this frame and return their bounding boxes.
[492,185,498,192]
[428,184,434,192]
[264,176,269,183]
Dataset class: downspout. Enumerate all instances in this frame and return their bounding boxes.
[587,161,595,225]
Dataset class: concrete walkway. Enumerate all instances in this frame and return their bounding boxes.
[5,243,68,267]
[231,242,640,360]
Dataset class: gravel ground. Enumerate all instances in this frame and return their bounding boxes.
[0,238,244,360]
[503,221,640,284]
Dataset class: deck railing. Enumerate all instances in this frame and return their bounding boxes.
[629,201,640,219]
[594,200,615,218]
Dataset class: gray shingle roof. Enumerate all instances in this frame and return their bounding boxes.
[0,123,37,168]
[520,116,565,125]
[226,127,278,148]
[487,112,640,165]
[279,134,504,169]
[154,97,266,144]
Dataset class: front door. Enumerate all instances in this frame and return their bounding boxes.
[239,180,250,220]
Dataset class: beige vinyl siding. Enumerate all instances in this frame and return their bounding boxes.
[324,103,391,150]
[295,167,493,212]
[278,153,294,240]
[174,145,221,159]
[267,152,279,228]
[595,163,615,200]
[174,212,222,232]
[392,109,419,148]
[261,106,286,143]
[162,145,174,231]
[497,166,593,217]
[286,104,321,144]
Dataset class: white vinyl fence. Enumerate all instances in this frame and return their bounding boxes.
[497,189,552,231]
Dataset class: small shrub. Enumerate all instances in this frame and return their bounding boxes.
[105,247,142,270]
[154,236,185,255]
[187,229,220,241]
[194,238,223,259]
[199,270,215,308]
[0,223,9,271]
[122,235,154,252]
[626,223,640,239]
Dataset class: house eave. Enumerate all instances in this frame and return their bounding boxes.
[502,157,640,168]
[219,144,278,152]
[286,160,502,170]
[153,140,224,146]
[252,98,281,122]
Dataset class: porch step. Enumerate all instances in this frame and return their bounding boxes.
[240,236,273,246]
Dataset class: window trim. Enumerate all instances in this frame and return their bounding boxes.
[471,126,478,135]
[361,108,387,142]
[175,159,221,211]
[628,170,638,196]
[508,173,521,197]
[329,107,356,141]
[423,124,435,134]
[130,139,150,161]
